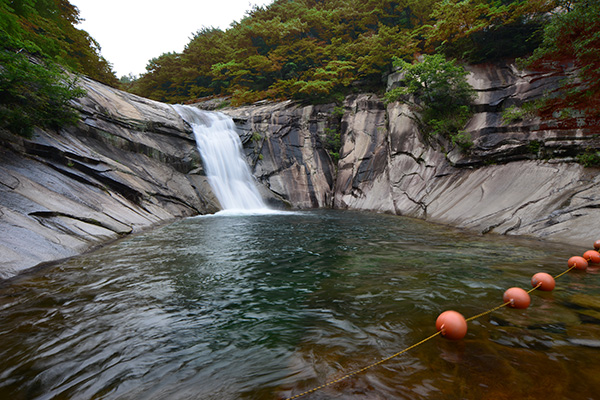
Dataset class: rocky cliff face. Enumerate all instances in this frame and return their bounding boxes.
[223,62,600,247]
[0,77,220,279]
[222,101,336,208]
[334,62,600,246]
[2,62,599,279]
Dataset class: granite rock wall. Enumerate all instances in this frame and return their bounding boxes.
[0,77,220,279]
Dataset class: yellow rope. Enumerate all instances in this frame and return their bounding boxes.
[465,281,543,322]
[285,266,574,399]
[465,300,511,322]
[527,282,543,294]
[285,330,442,400]
[554,265,576,280]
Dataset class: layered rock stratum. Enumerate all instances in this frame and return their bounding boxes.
[0,77,220,279]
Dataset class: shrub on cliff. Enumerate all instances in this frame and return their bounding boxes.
[0,34,85,137]
[385,54,475,150]
[0,0,115,137]
[521,0,600,119]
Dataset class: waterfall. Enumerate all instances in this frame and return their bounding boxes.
[173,105,268,212]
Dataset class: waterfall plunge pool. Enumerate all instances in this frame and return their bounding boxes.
[1,210,599,399]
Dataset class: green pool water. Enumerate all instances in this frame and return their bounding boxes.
[1,210,598,399]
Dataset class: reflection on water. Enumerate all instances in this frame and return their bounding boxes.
[0,210,598,399]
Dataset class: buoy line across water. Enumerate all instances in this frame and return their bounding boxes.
[284,239,600,400]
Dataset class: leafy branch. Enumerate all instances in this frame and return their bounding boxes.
[1,34,85,137]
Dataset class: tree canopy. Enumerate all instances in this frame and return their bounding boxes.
[129,0,559,106]
[1,0,118,85]
[1,0,119,136]
[521,0,600,118]
[3,0,597,135]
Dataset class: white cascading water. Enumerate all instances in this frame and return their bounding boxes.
[173,104,269,212]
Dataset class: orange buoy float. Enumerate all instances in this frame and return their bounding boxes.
[583,250,600,265]
[531,272,556,291]
[436,310,468,340]
[503,287,531,309]
[568,256,588,270]
[594,240,600,251]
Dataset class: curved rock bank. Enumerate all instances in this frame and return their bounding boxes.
[223,62,600,247]
[0,77,220,279]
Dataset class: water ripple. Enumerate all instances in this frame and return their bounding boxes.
[0,210,598,399]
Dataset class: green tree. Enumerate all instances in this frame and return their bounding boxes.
[130,0,431,104]
[127,0,597,112]
[424,0,554,62]
[2,0,119,86]
[131,52,184,102]
[385,54,475,149]
[0,0,104,137]
[0,33,85,136]
[181,27,230,99]
[522,0,600,118]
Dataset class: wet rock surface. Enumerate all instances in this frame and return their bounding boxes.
[0,77,220,279]
[221,101,336,208]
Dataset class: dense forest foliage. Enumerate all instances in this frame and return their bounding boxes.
[2,0,598,138]
[129,0,563,106]
[522,0,600,119]
[0,0,119,136]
